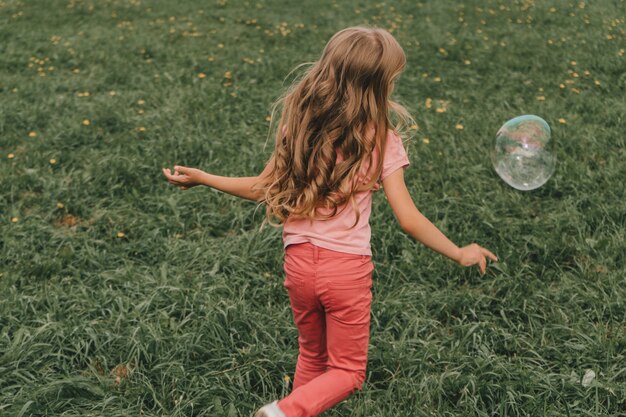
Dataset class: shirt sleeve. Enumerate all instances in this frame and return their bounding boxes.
[380,131,410,181]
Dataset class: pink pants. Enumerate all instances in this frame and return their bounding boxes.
[277,242,374,417]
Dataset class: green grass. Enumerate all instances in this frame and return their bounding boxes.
[1,0,625,416]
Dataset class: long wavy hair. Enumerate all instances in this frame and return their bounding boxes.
[253,26,414,229]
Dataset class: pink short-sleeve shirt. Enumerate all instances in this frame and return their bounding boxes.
[282,129,410,256]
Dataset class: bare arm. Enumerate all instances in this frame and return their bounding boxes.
[162,156,275,203]
[382,168,497,274]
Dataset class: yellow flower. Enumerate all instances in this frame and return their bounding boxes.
[11,217,18,223]
[283,375,291,383]
[594,80,601,86]
[455,123,464,130]
[433,76,442,82]
[570,88,580,94]
[224,71,232,79]
[8,153,15,159]
[422,137,430,144]
[57,202,65,209]
[463,59,471,65]
[559,83,566,89]
[116,231,125,238]
[410,124,418,130]
[28,131,37,138]
[82,119,91,126]
[425,97,432,109]
[558,118,566,124]
[72,68,80,74]
[207,56,215,62]
[265,115,271,122]
[217,43,224,48]
[137,99,145,105]
[49,158,57,164]
[109,91,118,96]
[197,72,206,79]
[137,127,146,132]
[436,107,446,113]
[536,96,545,101]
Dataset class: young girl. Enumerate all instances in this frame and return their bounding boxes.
[163,26,497,417]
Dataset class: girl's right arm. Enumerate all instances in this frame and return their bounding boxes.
[382,168,497,275]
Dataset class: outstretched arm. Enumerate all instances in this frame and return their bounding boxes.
[162,156,275,203]
[382,167,497,275]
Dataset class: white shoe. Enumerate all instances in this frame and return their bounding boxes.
[254,400,286,417]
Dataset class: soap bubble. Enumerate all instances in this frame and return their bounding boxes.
[492,115,556,191]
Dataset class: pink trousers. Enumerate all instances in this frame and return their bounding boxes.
[277,242,374,417]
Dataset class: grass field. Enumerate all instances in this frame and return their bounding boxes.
[1,0,625,415]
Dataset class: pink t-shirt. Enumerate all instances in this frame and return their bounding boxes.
[282,129,410,256]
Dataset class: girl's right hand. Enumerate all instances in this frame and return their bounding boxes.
[162,165,204,190]
[456,243,498,275]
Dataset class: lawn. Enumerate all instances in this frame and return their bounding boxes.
[1,0,625,416]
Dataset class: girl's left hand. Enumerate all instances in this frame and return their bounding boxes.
[162,165,204,190]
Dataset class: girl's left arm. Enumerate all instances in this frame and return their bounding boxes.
[162,156,275,203]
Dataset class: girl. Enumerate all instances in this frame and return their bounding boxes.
[163,26,497,417]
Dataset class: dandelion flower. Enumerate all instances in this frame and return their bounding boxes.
[11,217,18,223]
[558,118,566,124]
[8,153,15,159]
[57,202,65,209]
[197,72,206,79]
[82,119,91,126]
[536,96,545,101]
[455,123,464,130]
[49,158,57,164]
[116,231,125,238]
[28,131,37,138]
[425,97,433,109]
[422,137,430,144]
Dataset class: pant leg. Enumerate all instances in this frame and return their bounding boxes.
[285,280,328,389]
[282,251,329,389]
[278,255,373,417]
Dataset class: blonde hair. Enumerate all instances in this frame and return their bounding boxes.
[253,26,414,229]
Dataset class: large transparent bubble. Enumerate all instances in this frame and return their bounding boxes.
[491,115,556,191]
